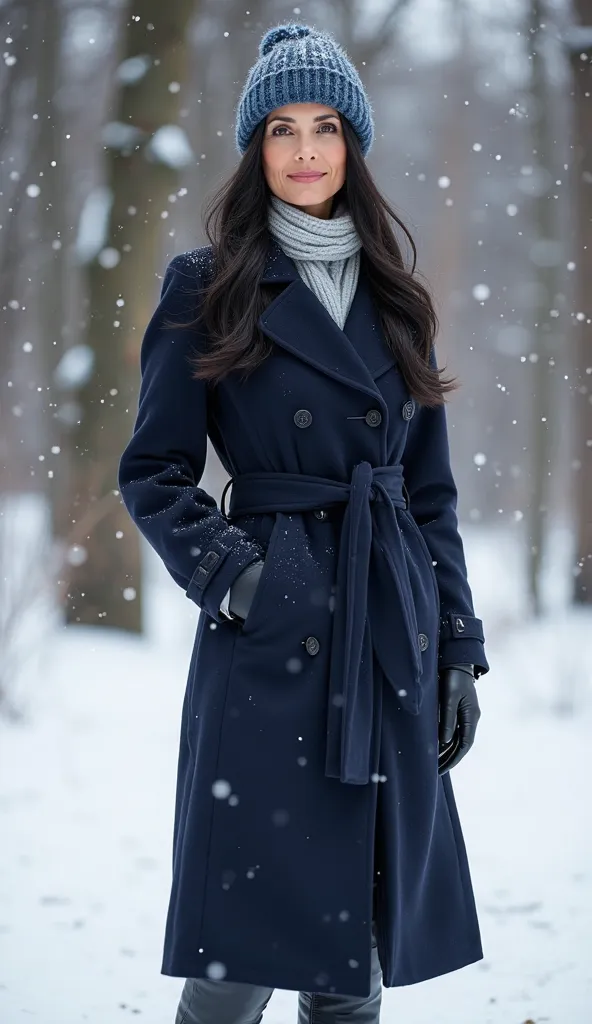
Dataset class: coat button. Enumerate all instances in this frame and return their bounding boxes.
[294,409,312,428]
[314,509,329,520]
[365,408,382,427]
[304,636,320,656]
[455,617,465,632]
[402,399,415,421]
[418,633,429,652]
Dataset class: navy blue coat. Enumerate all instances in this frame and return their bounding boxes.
[118,238,490,998]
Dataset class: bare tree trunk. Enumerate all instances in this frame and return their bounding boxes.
[65,0,197,632]
[525,1,563,616]
[0,0,39,461]
[0,0,74,715]
[565,2,592,603]
[30,0,70,535]
[429,0,473,368]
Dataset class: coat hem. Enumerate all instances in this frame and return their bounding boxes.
[381,944,484,988]
[160,959,373,999]
[161,944,484,994]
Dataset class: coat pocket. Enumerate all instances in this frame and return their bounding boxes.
[402,510,440,609]
[238,513,282,634]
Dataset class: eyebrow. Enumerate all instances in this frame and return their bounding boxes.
[266,113,340,125]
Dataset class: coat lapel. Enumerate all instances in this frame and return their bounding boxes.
[258,238,396,400]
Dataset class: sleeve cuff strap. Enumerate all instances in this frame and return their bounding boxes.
[438,612,489,677]
[439,611,485,643]
[186,534,264,620]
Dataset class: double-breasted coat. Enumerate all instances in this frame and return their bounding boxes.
[118,237,490,999]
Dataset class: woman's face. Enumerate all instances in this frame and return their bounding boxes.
[261,102,347,218]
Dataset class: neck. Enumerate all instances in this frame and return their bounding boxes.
[274,194,335,220]
[299,197,334,219]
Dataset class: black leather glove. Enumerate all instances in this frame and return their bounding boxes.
[228,559,264,622]
[438,663,480,774]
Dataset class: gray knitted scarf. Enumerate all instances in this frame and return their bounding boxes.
[267,193,362,330]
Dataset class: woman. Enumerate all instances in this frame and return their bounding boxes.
[118,22,490,1024]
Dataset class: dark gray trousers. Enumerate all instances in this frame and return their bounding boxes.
[174,930,382,1024]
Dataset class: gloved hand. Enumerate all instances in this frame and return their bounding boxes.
[228,559,264,622]
[438,663,481,775]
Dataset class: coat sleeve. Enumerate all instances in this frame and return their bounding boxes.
[400,347,489,678]
[118,253,265,621]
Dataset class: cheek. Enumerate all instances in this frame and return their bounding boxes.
[261,147,283,181]
[328,140,347,175]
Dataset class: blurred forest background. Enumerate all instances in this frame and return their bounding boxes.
[1,0,591,712]
[2,3,592,1020]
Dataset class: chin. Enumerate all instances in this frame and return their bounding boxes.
[286,188,332,202]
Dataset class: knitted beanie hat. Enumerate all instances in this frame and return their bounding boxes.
[235,23,375,158]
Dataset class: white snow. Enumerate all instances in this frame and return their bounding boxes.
[1,508,591,1023]
[54,344,95,390]
[75,186,113,264]
[145,126,194,170]
[116,55,152,86]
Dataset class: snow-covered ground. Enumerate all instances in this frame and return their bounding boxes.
[1,517,591,1023]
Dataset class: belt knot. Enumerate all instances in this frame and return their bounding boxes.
[223,462,423,785]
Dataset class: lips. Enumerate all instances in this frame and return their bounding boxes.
[287,173,326,182]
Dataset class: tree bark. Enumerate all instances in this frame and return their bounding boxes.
[565,2,592,603]
[65,0,197,631]
[525,0,563,616]
[32,0,70,534]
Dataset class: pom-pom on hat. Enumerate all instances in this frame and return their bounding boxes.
[235,23,375,157]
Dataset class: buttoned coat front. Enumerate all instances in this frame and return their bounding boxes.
[118,238,490,999]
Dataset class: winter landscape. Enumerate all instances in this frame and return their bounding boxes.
[2,0,591,1021]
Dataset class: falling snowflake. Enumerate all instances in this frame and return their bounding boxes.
[206,961,227,980]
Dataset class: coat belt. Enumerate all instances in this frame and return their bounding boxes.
[222,461,426,785]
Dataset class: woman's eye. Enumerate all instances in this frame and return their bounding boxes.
[271,123,337,136]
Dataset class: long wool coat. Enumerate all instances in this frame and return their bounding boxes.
[118,237,490,999]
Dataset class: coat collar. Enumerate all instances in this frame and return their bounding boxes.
[258,238,396,401]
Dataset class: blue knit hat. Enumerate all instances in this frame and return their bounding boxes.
[235,23,374,158]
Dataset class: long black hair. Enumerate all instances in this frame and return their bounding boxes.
[183,114,457,406]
